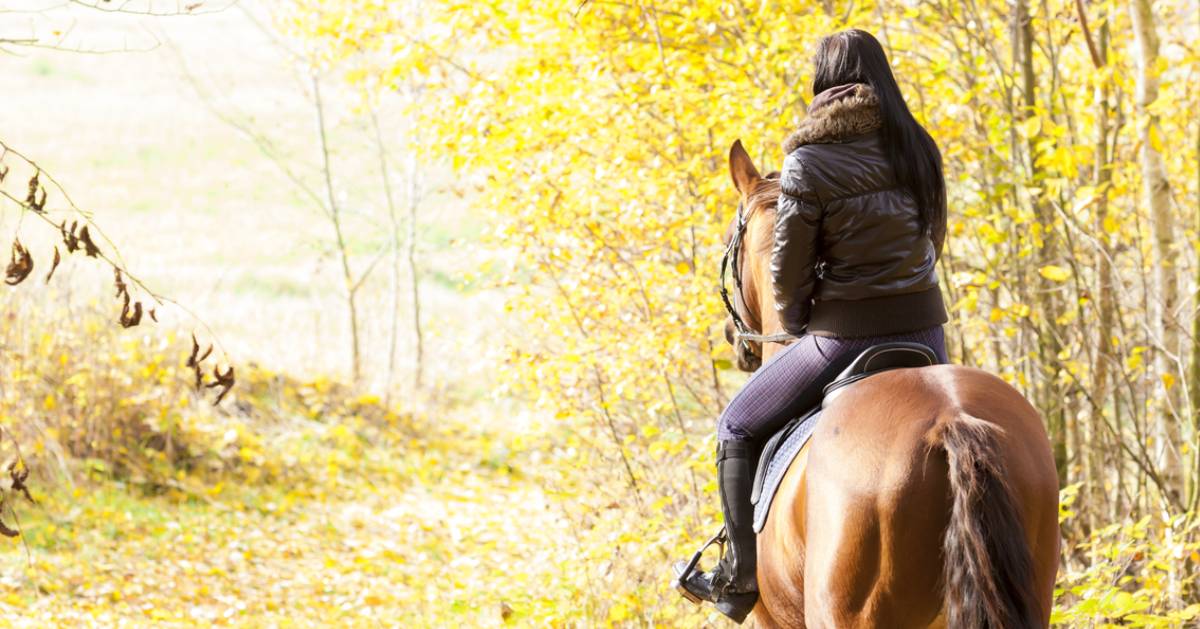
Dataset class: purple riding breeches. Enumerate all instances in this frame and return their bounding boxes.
[716,326,948,442]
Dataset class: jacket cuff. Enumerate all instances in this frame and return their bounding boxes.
[776,301,810,336]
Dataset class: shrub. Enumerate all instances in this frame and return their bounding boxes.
[0,296,413,500]
[1053,484,1200,627]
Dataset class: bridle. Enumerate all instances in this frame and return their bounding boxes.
[718,199,797,355]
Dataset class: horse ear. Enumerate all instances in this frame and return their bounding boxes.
[729,139,761,195]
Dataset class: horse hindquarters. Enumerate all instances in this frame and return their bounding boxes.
[794,367,1058,629]
[798,377,955,628]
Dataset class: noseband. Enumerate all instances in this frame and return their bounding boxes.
[719,200,797,353]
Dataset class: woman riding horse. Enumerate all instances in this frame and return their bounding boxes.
[672,30,1059,626]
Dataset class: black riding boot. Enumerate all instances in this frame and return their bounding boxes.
[672,440,759,623]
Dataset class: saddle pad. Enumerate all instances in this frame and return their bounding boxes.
[752,409,820,533]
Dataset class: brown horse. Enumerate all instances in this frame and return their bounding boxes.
[723,140,1060,628]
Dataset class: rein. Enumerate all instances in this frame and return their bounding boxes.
[719,200,798,351]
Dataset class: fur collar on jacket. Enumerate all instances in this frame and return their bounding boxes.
[782,83,882,154]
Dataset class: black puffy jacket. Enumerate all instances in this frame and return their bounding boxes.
[773,83,947,337]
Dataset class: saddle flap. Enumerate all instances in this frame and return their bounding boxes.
[751,407,821,533]
[751,412,806,506]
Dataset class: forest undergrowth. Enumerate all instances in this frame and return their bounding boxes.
[2,300,1200,626]
[0,298,595,627]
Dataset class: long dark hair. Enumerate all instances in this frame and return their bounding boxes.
[812,29,946,249]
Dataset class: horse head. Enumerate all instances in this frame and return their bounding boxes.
[724,140,786,372]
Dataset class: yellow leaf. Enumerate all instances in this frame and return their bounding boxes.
[608,603,630,622]
[1149,123,1164,153]
[1039,265,1071,282]
[1020,115,1041,138]
[1127,353,1144,372]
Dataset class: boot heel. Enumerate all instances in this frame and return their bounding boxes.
[715,591,758,624]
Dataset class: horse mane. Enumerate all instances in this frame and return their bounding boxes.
[745,172,781,256]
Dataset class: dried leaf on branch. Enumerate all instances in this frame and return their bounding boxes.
[8,461,32,505]
[187,334,204,389]
[187,333,215,392]
[119,294,143,328]
[25,170,46,212]
[5,240,33,286]
[0,431,33,539]
[60,220,80,253]
[114,268,128,299]
[207,365,236,405]
[45,246,61,283]
[79,225,100,258]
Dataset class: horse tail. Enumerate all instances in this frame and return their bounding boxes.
[935,412,1040,629]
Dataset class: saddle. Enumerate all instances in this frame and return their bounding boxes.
[750,342,940,533]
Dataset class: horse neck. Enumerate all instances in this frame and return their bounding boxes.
[745,208,787,361]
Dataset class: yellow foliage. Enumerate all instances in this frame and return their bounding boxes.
[283,0,1200,622]
[1055,486,1200,626]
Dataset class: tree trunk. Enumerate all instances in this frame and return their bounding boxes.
[1190,7,1200,510]
[1016,0,1066,483]
[1086,11,1115,529]
[312,74,362,384]
[405,140,424,394]
[1130,0,1183,505]
[371,109,403,401]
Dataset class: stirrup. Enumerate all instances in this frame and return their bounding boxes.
[672,528,726,603]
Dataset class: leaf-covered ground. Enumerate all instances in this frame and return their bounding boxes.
[0,416,577,627]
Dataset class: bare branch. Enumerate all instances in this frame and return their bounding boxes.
[0,12,162,54]
[67,0,239,17]
[1075,0,1105,68]
[163,35,331,219]
[0,140,231,360]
